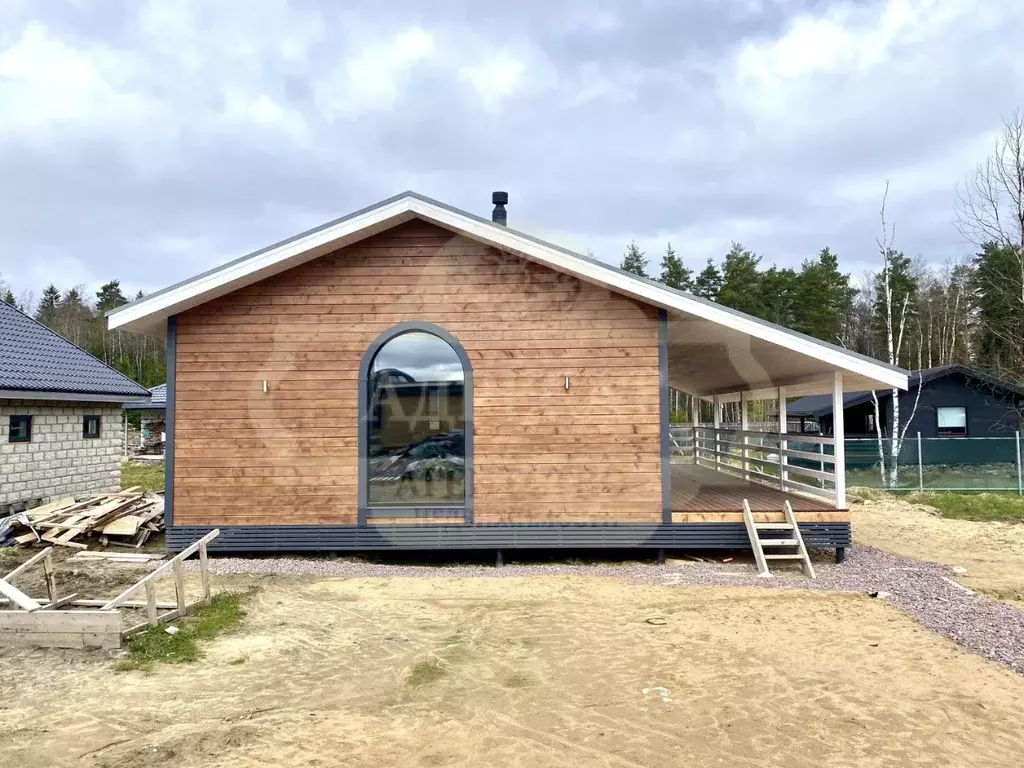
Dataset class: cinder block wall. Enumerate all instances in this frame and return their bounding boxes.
[0,399,123,507]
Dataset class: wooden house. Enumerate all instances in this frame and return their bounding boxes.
[108,192,909,560]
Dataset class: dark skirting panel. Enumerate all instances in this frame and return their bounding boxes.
[167,522,851,553]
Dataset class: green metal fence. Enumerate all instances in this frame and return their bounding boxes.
[838,434,1023,493]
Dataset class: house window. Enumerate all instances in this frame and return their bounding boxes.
[83,415,101,439]
[866,413,876,433]
[366,330,467,506]
[936,406,967,437]
[8,415,31,443]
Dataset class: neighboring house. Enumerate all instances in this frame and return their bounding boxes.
[0,301,151,512]
[109,191,908,556]
[124,384,167,455]
[785,365,1024,438]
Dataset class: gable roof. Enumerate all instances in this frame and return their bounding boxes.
[108,191,908,394]
[0,300,151,401]
[785,364,1024,416]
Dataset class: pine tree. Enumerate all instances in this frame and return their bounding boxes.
[659,242,692,290]
[760,266,799,326]
[35,284,61,326]
[973,243,1024,380]
[1,289,15,307]
[95,280,128,311]
[793,247,857,342]
[692,258,722,300]
[717,242,764,316]
[620,241,649,278]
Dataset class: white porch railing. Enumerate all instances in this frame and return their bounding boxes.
[668,425,694,459]
[682,426,838,506]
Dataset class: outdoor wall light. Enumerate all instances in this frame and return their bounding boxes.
[262,380,270,393]
[564,376,571,391]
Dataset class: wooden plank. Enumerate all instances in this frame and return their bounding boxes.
[40,593,79,611]
[43,550,58,602]
[0,610,121,649]
[101,515,143,536]
[199,542,211,603]
[100,529,220,610]
[23,497,76,518]
[0,598,179,609]
[0,577,42,611]
[145,580,158,626]
[173,561,187,618]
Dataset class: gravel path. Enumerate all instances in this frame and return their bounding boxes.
[192,546,1024,675]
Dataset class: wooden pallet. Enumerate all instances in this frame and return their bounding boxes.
[742,499,815,579]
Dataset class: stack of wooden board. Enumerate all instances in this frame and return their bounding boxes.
[3,488,164,549]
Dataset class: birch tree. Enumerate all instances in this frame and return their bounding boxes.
[870,183,923,487]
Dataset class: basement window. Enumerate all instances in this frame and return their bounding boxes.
[83,415,101,439]
[8,415,31,443]
[936,406,967,437]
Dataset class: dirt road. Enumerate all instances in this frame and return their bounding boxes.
[2,573,1023,767]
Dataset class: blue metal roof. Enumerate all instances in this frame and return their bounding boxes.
[0,300,150,398]
[124,383,166,410]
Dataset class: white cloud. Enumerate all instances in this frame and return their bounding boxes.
[0,23,154,137]
[315,28,435,117]
[459,54,527,112]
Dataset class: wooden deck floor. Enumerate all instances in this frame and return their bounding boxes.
[671,463,838,517]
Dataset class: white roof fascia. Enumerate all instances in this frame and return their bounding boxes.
[108,193,908,392]
[108,196,414,332]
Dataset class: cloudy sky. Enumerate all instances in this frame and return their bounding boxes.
[0,0,1021,305]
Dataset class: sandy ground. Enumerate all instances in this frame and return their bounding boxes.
[852,494,1024,607]
[2,573,1024,768]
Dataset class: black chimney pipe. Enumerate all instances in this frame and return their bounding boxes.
[491,191,508,225]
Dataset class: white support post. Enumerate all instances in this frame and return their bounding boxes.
[690,395,699,463]
[778,386,787,492]
[832,371,846,509]
[917,432,924,492]
[740,390,750,480]
[123,413,128,458]
[713,394,721,472]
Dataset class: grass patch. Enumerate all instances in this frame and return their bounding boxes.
[121,461,165,493]
[407,632,473,687]
[907,492,1024,523]
[114,588,256,672]
[504,672,533,688]
[408,659,447,687]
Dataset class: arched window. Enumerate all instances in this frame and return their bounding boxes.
[361,325,471,512]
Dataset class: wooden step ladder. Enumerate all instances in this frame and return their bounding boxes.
[741,499,815,579]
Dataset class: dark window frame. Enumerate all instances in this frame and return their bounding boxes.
[83,415,102,439]
[357,321,475,525]
[935,405,968,438]
[8,415,32,443]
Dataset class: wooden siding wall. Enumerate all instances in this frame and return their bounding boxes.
[173,220,662,526]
